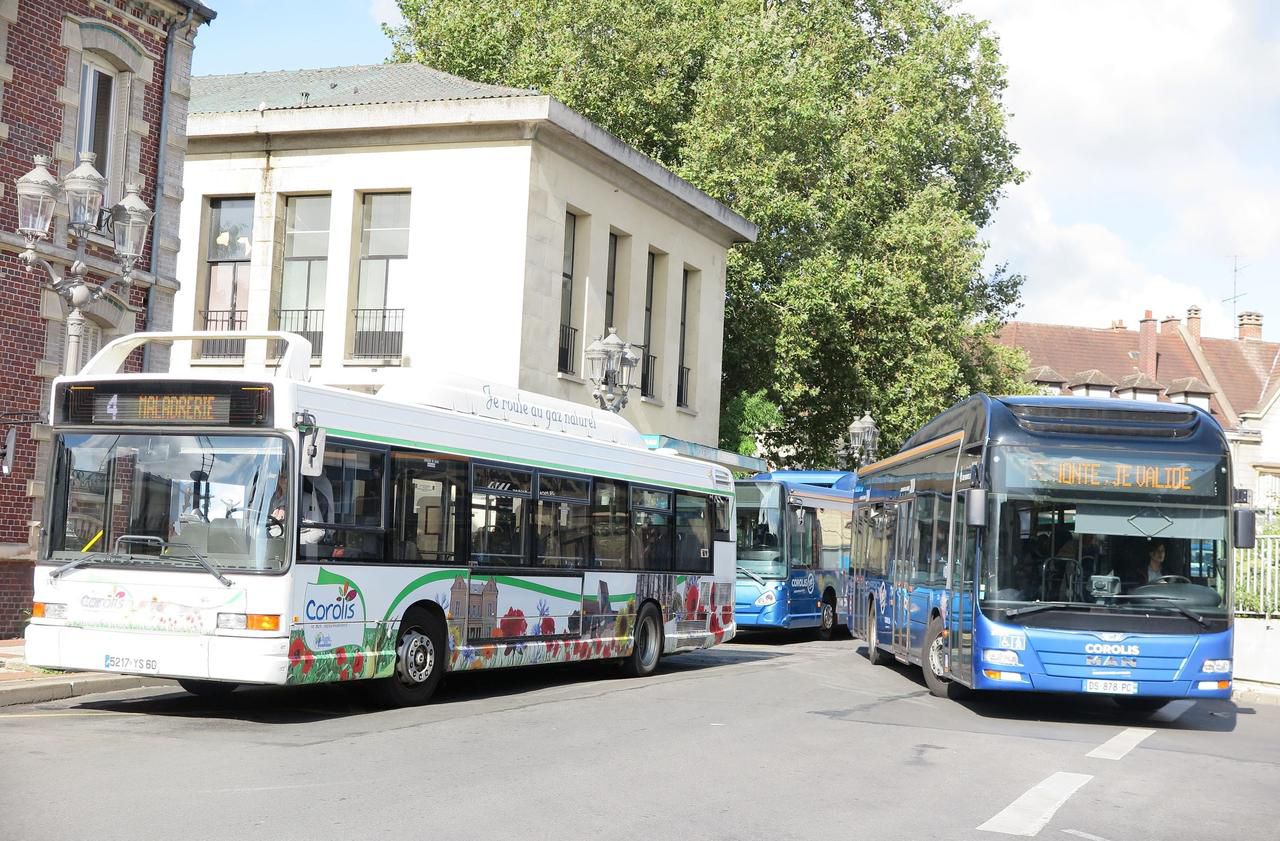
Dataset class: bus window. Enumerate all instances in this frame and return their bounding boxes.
[591,479,628,568]
[534,473,591,568]
[675,493,711,573]
[789,506,816,570]
[817,508,845,570]
[471,464,532,566]
[391,452,466,564]
[299,444,386,562]
[630,487,673,571]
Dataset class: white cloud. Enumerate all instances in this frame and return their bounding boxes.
[369,0,403,27]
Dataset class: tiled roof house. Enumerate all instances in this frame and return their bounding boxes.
[998,308,1280,512]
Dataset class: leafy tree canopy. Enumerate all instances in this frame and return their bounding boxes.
[388,0,1028,463]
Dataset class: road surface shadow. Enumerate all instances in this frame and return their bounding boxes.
[71,645,781,723]
[853,640,1244,732]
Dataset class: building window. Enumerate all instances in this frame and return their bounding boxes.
[641,252,657,397]
[677,269,691,408]
[76,56,116,193]
[354,193,410,359]
[200,197,254,358]
[605,233,618,330]
[558,212,578,373]
[279,195,330,358]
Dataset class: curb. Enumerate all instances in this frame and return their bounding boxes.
[1233,681,1280,707]
[0,673,176,707]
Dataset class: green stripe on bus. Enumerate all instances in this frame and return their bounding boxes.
[382,568,468,622]
[325,426,734,498]
[380,570,649,620]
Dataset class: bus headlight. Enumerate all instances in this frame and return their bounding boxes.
[982,648,1021,667]
[217,613,281,631]
[32,602,67,620]
[754,590,777,607]
[1202,659,1232,674]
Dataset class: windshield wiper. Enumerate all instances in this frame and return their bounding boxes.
[50,551,132,579]
[114,535,233,588]
[1105,595,1209,629]
[736,566,766,587]
[1004,601,1096,619]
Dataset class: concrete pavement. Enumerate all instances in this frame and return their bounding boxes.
[0,638,174,706]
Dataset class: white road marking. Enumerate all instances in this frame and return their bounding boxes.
[1063,829,1112,841]
[1086,727,1155,761]
[978,772,1093,836]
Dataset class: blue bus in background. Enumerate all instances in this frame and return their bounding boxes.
[849,395,1256,711]
[735,471,858,639]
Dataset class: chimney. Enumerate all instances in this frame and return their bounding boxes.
[1139,310,1157,378]
[1186,305,1201,342]
[1160,315,1180,334]
[1109,319,1126,331]
[1238,311,1263,341]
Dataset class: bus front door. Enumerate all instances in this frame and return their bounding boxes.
[891,554,911,659]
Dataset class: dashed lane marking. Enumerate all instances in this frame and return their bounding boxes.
[0,711,134,719]
[1086,727,1155,761]
[1063,830,1112,841]
[978,772,1093,836]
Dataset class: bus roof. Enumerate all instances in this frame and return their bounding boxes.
[750,470,860,491]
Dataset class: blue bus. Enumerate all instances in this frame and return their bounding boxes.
[735,471,858,638]
[849,395,1256,710]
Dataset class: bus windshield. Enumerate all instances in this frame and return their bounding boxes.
[47,433,290,572]
[983,493,1228,624]
[736,482,786,578]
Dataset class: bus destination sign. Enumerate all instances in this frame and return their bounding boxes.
[93,393,231,424]
[1000,448,1221,500]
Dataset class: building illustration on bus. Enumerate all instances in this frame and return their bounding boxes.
[849,394,1256,711]
[25,332,736,706]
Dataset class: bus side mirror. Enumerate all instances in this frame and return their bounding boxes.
[965,488,987,528]
[300,428,326,477]
[0,427,15,475]
[1234,508,1256,549]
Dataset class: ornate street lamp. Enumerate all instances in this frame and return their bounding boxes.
[846,410,879,468]
[13,154,153,375]
[585,328,640,413]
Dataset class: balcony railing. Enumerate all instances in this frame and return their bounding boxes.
[641,353,657,398]
[351,308,404,359]
[277,308,324,357]
[558,324,578,374]
[199,309,247,358]
[677,365,691,408]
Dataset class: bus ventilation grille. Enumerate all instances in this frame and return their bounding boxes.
[1008,404,1199,438]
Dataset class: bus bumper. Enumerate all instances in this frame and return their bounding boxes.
[971,670,1234,700]
[734,603,788,630]
[25,623,290,685]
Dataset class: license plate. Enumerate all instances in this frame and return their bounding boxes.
[1085,679,1137,695]
[103,655,159,674]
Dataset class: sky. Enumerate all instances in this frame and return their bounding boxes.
[194,1,1279,342]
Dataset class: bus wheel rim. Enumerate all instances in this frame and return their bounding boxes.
[400,631,434,685]
[928,633,946,677]
[821,602,834,630]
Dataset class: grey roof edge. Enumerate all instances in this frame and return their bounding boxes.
[190,94,758,245]
[173,0,217,22]
[545,99,757,245]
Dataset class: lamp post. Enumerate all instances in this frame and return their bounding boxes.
[14,154,154,375]
[846,410,879,468]
[584,328,640,413]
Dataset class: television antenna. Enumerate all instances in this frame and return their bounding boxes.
[1222,255,1249,324]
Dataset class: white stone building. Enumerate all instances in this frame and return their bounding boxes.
[171,64,757,447]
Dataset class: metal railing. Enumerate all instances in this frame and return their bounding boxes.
[557,324,578,374]
[677,365,691,408]
[276,308,324,357]
[198,309,247,358]
[1237,535,1280,616]
[351,308,404,359]
[641,353,657,398]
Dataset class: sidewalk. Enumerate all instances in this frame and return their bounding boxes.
[0,638,174,707]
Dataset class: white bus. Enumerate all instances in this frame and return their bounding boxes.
[25,333,736,705]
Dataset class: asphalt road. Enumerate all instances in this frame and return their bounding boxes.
[1,633,1277,841]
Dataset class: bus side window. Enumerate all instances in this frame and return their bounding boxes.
[591,479,628,569]
[391,452,466,564]
[299,443,386,562]
[470,464,532,566]
[789,506,816,570]
[675,493,711,574]
[630,487,673,571]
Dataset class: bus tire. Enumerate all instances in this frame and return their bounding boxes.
[865,600,889,666]
[922,616,951,698]
[622,603,663,678]
[373,606,446,707]
[817,591,838,640]
[177,678,237,699]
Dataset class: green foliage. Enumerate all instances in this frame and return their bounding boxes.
[386,0,1027,464]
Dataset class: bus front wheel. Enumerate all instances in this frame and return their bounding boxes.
[374,607,446,707]
[817,592,838,640]
[865,600,888,666]
[622,603,663,678]
[922,616,951,698]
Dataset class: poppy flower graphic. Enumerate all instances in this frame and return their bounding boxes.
[289,636,314,675]
[499,607,527,638]
[684,583,700,618]
[352,651,365,675]
[540,616,556,636]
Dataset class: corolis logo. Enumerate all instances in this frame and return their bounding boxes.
[81,590,128,610]
[791,572,816,595]
[305,582,359,621]
[302,580,364,651]
[1084,643,1141,655]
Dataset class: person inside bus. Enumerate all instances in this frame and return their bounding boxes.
[299,473,335,547]
[1144,541,1167,583]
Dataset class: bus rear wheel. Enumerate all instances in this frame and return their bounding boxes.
[922,616,951,698]
[817,593,838,640]
[866,600,888,666]
[372,607,446,707]
[622,603,663,678]
[178,678,237,699]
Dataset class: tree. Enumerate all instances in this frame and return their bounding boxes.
[387,0,1027,463]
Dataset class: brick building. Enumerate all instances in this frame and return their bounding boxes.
[0,0,215,636]
[999,308,1280,516]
